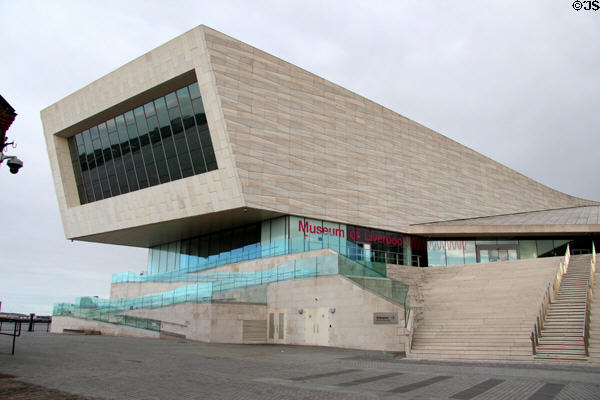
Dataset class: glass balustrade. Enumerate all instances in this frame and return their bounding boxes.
[54,253,410,328]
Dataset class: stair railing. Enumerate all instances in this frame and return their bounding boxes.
[583,242,596,356]
[531,244,570,355]
[404,305,415,355]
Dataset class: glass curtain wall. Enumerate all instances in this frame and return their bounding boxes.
[426,238,591,267]
[146,215,419,275]
[148,223,261,275]
[68,82,217,205]
[146,228,599,274]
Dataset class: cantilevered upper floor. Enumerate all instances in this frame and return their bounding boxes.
[41,25,598,248]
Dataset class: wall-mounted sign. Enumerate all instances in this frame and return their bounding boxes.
[298,221,345,238]
[373,312,398,324]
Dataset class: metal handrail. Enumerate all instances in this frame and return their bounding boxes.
[531,244,570,355]
[0,317,23,355]
[583,241,596,356]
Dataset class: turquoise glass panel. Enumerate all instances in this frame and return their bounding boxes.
[480,249,489,263]
[271,216,287,256]
[464,241,477,264]
[446,246,464,266]
[289,216,305,253]
[427,241,447,266]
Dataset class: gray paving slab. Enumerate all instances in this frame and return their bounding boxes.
[450,378,505,399]
[1,332,600,399]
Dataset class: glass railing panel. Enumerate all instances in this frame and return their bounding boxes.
[339,256,371,277]
[211,284,267,304]
[58,252,410,330]
[391,280,409,305]
[276,263,295,281]
[316,254,339,276]
[293,257,317,279]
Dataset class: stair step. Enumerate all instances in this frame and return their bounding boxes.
[543,325,584,329]
[536,347,585,352]
[412,342,531,347]
[414,334,530,340]
[410,254,596,362]
[540,327,583,331]
[556,294,588,296]
[536,341,585,347]
[540,335,584,339]
[537,342,585,347]
[551,300,587,303]
[543,319,585,323]
[533,355,588,362]
[546,314,585,318]
[540,332,583,337]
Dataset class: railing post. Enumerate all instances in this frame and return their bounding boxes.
[582,248,595,358]
[11,321,18,355]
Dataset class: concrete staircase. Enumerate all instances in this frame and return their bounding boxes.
[409,258,561,361]
[587,254,599,363]
[534,254,592,362]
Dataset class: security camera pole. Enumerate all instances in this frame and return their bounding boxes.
[0,94,23,174]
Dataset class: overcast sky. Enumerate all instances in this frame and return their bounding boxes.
[1,1,598,315]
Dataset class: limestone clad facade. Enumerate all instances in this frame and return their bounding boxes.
[41,25,596,248]
[43,26,599,359]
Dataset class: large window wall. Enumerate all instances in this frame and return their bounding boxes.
[68,82,217,205]
[146,216,419,275]
[426,237,595,267]
[146,226,598,274]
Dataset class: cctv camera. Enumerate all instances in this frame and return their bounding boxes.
[6,156,23,174]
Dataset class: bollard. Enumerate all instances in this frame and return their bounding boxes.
[28,313,35,332]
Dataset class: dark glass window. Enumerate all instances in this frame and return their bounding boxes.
[107,118,130,195]
[98,122,120,197]
[116,115,139,192]
[82,129,102,201]
[75,135,93,203]
[68,82,218,204]
[150,221,262,274]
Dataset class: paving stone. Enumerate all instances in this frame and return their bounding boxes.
[1,333,600,399]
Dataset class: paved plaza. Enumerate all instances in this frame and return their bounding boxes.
[1,332,599,399]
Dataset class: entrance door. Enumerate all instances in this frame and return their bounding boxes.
[268,309,285,343]
[476,245,519,263]
[304,307,330,346]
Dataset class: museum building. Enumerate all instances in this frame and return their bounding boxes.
[42,26,600,360]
